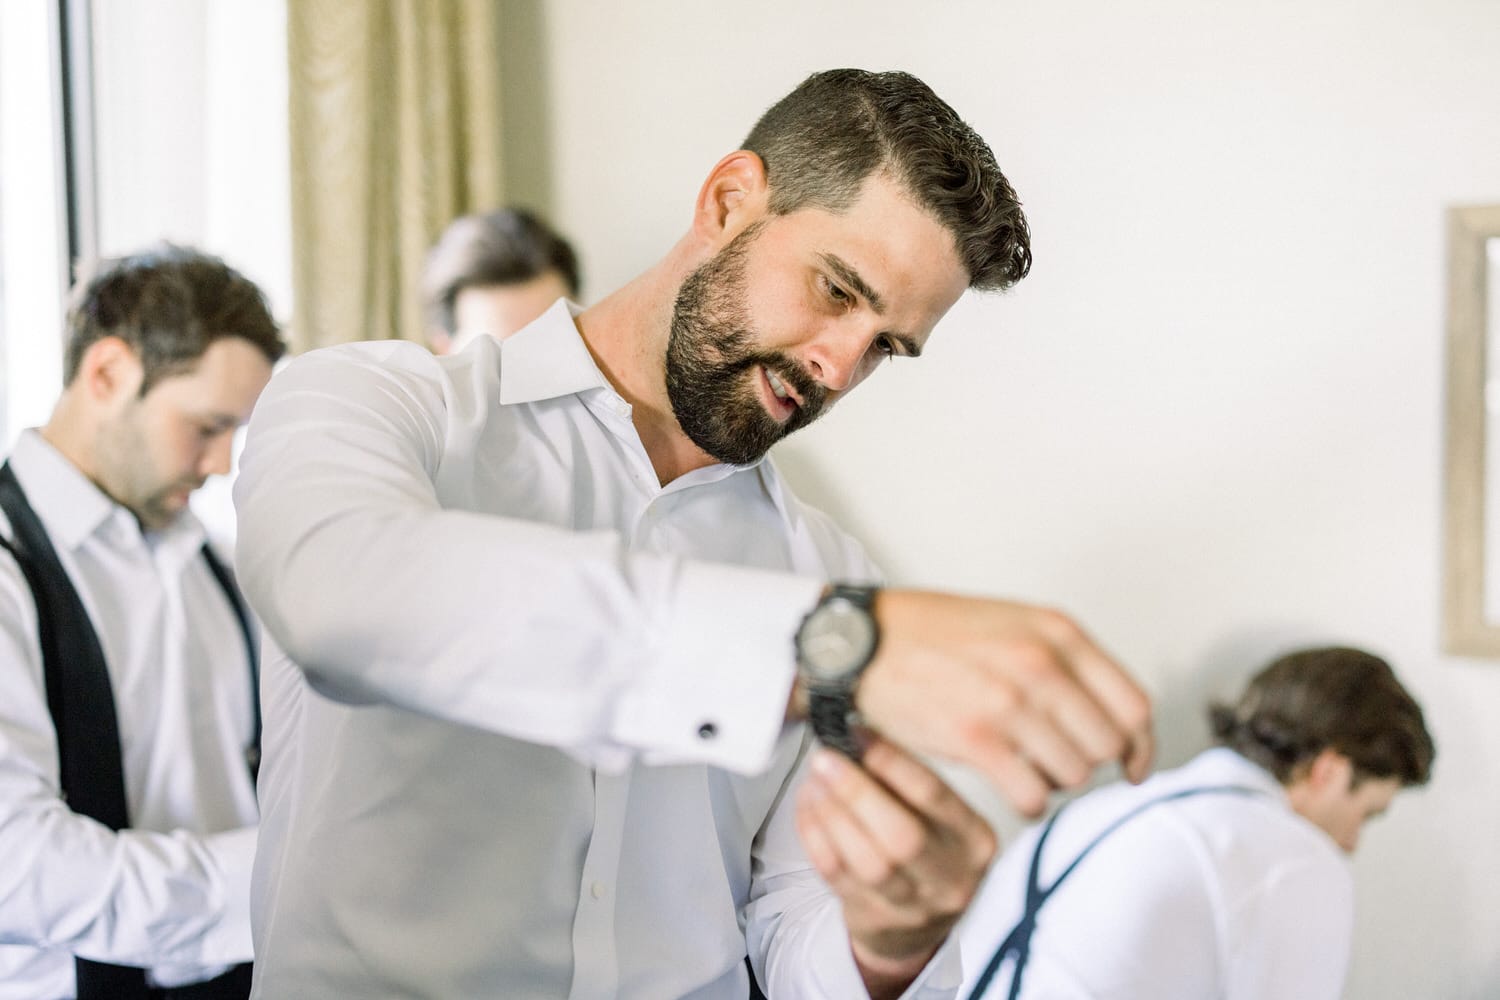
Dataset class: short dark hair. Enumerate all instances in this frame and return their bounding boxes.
[422,208,581,335]
[1210,646,1435,787]
[743,68,1031,292]
[64,243,285,394]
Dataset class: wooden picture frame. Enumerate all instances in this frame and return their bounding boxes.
[1443,204,1500,656]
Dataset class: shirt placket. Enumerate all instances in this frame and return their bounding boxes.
[567,453,659,1000]
[566,766,633,1000]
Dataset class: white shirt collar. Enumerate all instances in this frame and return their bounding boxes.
[495,298,789,500]
[1192,746,1291,802]
[497,299,613,406]
[8,428,205,555]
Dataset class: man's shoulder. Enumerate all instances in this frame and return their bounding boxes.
[264,339,459,428]
[1132,756,1347,894]
[292,338,444,377]
[1026,754,1288,875]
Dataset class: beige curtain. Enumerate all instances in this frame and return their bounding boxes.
[287,0,504,352]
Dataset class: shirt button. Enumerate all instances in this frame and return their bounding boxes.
[698,722,718,740]
[590,881,606,900]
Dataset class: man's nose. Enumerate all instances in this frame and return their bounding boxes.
[201,431,235,478]
[802,324,875,392]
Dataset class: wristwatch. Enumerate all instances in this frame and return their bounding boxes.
[794,584,880,759]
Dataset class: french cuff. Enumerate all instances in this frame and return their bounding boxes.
[613,561,824,775]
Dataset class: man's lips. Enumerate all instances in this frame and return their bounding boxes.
[167,481,205,505]
[759,365,801,421]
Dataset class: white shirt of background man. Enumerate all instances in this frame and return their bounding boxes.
[0,430,258,999]
[958,747,1353,1000]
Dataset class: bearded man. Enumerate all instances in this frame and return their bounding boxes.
[235,69,1153,1000]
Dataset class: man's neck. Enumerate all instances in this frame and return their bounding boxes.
[37,397,97,485]
[574,257,720,487]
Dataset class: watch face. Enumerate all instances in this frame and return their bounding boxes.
[799,597,878,682]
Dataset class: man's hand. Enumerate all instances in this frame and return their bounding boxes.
[795,738,997,1000]
[855,590,1154,818]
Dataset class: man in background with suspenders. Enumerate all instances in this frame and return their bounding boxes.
[959,645,1435,1000]
[0,245,284,999]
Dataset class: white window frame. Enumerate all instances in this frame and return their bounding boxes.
[0,0,75,448]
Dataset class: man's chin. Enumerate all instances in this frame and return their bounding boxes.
[136,493,194,532]
[689,427,777,467]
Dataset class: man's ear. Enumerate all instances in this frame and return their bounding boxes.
[76,336,145,406]
[1305,748,1354,792]
[691,150,770,249]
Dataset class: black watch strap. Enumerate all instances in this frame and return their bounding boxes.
[800,583,878,760]
[808,685,867,759]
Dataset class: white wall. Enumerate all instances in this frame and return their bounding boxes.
[511,2,1500,996]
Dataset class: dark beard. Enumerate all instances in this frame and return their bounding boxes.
[665,225,827,466]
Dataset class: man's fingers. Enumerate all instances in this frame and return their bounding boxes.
[858,739,998,868]
[794,785,844,880]
[1000,710,1093,789]
[957,735,1053,818]
[857,740,967,827]
[1033,668,1128,764]
[808,752,924,884]
[1121,726,1155,783]
[798,764,921,901]
[795,741,1002,969]
[857,590,1156,800]
[1051,628,1155,780]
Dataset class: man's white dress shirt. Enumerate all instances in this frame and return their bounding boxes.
[0,431,258,999]
[234,300,963,999]
[958,748,1354,1000]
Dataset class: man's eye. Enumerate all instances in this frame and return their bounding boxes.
[824,278,851,304]
[874,336,897,358]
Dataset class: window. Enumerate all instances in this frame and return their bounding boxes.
[0,0,70,448]
[0,0,290,545]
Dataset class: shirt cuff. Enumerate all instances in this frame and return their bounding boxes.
[193,826,257,963]
[794,904,965,1000]
[612,560,824,775]
[897,934,965,999]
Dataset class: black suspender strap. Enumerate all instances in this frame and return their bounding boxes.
[964,783,1267,1000]
[0,461,258,999]
[199,543,260,782]
[0,462,132,831]
[0,461,148,997]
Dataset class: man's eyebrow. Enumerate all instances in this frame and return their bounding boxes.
[196,412,240,430]
[818,253,886,315]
